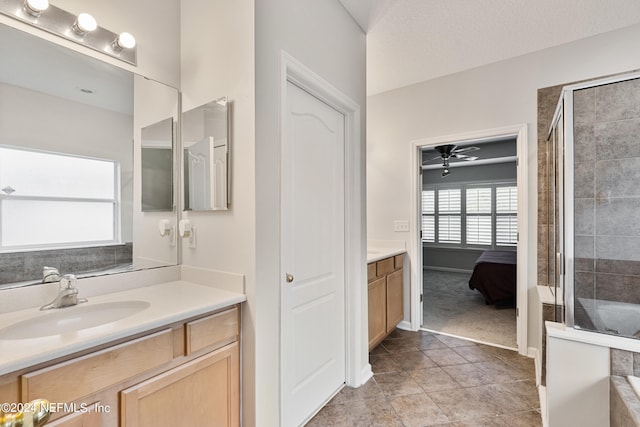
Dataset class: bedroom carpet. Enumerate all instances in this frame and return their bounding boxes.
[422,269,517,348]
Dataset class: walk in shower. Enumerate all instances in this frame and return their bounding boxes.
[547,71,640,339]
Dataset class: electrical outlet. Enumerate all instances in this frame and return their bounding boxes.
[393,220,409,232]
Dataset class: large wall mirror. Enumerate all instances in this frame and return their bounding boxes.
[183,97,230,211]
[0,22,179,288]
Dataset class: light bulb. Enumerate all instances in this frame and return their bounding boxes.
[24,0,49,16]
[73,13,97,35]
[115,32,136,49]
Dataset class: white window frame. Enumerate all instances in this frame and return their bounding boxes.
[0,146,121,251]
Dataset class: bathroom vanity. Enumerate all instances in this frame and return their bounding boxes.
[367,250,405,350]
[0,281,244,426]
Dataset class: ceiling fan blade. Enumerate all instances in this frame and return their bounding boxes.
[453,146,479,154]
[462,156,479,161]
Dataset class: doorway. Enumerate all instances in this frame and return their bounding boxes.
[279,51,366,426]
[410,125,529,355]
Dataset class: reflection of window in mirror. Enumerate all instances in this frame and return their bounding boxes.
[0,145,119,250]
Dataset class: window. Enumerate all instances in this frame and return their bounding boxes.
[466,187,492,245]
[437,189,461,243]
[496,185,518,246]
[422,182,517,248]
[0,146,119,250]
[421,190,435,242]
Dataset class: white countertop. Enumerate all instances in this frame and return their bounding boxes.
[367,247,407,263]
[0,281,245,375]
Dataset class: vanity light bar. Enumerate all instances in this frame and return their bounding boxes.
[0,0,136,65]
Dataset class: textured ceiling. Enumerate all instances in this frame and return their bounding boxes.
[339,0,640,95]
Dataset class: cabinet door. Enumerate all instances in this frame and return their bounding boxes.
[386,269,404,333]
[45,402,102,427]
[121,342,239,427]
[368,276,386,350]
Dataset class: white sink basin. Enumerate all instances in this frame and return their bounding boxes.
[0,300,150,340]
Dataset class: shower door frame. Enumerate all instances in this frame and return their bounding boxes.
[552,70,640,331]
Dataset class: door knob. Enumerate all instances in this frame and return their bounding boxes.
[286,273,294,283]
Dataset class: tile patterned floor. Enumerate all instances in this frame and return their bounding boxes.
[308,329,541,426]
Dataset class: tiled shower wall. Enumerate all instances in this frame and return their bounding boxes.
[538,76,640,313]
[573,78,640,306]
[0,243,132,286]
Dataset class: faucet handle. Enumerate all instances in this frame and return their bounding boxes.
[59,274,77,290]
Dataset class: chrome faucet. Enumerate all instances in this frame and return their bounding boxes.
[40,274,88,310]
[42,266,61,283]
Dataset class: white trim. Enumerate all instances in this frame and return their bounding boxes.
[546,321,640,353]
[410,124,529,355]
[279,50,365,423]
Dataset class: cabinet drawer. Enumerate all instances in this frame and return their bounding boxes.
[394,254,404,270]
[367,263,377,282]
[22,329,173,405]
[186,307,239,355]
[376,257,394,276]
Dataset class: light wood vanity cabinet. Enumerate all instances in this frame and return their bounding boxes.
[367,254,404,350]
[0,305,240,427]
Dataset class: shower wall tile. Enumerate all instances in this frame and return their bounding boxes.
[597,236,640,262]
[595,273,640,304]
[597,259,640,276]
[634,354,640,376]
[596,78,640,123]
[596,158,640,198]
[574,162,595,199]
[575,257,595,272]
[574,87,596,125]
[537,258,548,286]
[574,124,596,164]
[594,119,640,160]
[575,235,595,259]
[596,197,640,237]
[575,198,595,236]
[574,271,595,299]
[611,349,634,376]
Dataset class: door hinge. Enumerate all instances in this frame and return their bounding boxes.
[516,307,519,317]
[420,294,423,303]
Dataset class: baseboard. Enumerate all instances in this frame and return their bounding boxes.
[360,363,373,386]
[528,346,542,386]
[423,266,473,274]
[397,320,413,331]
[538,385,548,427]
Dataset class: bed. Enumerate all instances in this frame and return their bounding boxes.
[468,250,517,305]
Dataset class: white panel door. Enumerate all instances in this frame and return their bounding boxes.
[281,81,346,426]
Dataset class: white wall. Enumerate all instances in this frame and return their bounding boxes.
[179,0,256,424]
[367,23,640,354]
[255,0,366,424]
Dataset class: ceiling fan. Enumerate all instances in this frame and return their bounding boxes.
[430,144,480,177]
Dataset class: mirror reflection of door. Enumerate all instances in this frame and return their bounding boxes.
[182,97,229,211]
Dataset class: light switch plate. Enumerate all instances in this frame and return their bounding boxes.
[394,220,409,232]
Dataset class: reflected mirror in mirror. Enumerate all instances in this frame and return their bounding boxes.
[141,118,174,212]
[183,97,230,211]
[0,23,179,288]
